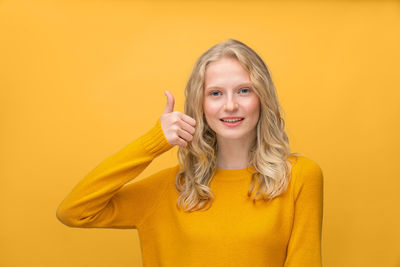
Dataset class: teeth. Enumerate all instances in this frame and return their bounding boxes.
[222,118,243,122]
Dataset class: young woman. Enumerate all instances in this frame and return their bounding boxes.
[57,39,324,267]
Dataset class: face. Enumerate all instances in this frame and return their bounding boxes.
[203,57,260,142]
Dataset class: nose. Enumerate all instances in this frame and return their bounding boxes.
[224,95,239,112]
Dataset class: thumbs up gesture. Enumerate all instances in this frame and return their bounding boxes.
[160,90,196,148]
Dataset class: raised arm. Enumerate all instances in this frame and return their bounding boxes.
[284,157,324,267]
[56,90,196,229]
[56,118,174,229]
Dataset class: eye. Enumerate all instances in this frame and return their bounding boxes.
[209,90,221,96]
[239,88,251,94]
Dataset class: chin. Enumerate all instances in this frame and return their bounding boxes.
[216,132,248,141]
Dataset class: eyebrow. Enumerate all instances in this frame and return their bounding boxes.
[205,82,253,91]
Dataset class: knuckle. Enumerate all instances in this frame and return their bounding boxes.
[174,134,180,141]
[172,117,179,124]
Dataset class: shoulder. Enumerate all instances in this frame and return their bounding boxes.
[148,165,181,179]
[128,165,181,190]
[289,155,323,176]
[288,154,324,196]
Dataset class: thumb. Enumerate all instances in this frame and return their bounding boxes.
[163,90,175,114]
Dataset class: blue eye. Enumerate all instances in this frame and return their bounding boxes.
[210,91,221,96]
[239,88,250,94]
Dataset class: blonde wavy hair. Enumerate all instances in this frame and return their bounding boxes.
[175,39,300,212]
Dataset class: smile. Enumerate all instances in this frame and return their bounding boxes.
[220,117,244,127]
[220,118,244,122]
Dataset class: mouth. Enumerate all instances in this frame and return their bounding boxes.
[220,117,244,123]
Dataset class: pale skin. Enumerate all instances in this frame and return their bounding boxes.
[160,57,260,170]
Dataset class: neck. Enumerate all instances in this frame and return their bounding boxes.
[216,133,256,169]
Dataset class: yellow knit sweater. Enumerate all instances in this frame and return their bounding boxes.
[56,119,324,267]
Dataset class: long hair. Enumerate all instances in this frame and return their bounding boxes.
[175,39,300,212]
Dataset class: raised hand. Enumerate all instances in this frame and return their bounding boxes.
[160,90,196,148]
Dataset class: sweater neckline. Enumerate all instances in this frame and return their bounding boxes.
[214,165,256,181]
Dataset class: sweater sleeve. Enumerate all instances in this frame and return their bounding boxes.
[56,119,174,229]
[284,157,324,267]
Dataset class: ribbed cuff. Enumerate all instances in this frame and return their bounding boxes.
[140,118,174,157]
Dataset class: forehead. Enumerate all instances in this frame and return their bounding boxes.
[204,57,251,89]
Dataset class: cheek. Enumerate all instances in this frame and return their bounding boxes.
[248,98,261,120]
[247,101,260,133]
[203,100,218,118]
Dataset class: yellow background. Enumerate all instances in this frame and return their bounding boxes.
[1,0,399,266]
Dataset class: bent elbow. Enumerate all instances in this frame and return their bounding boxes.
[56,204,83,227]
